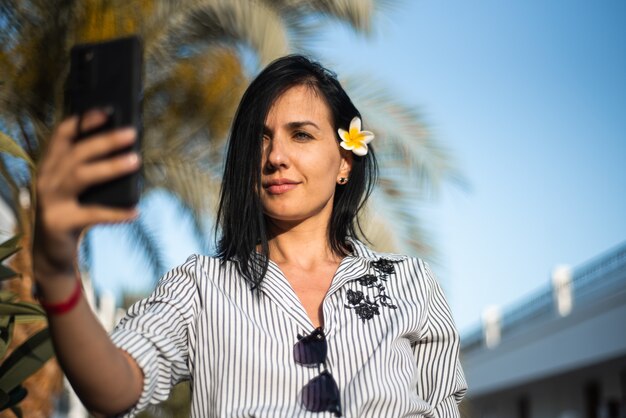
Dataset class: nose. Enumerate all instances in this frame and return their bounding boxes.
[264,135,290,171]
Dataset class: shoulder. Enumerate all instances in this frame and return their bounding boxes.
[347,237,408,262]
[160,254,239,281]
[150,254,244,301]
[128,254,243,315]
[348,238,432,276]
[348,238,441,294]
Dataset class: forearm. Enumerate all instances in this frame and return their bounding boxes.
[32,112,144,414]
[37,271,143,415]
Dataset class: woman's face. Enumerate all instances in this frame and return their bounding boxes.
[260,84,352,226]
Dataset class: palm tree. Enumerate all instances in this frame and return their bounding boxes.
[0,1,463,415]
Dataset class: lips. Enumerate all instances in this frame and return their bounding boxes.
[263,178,299,195]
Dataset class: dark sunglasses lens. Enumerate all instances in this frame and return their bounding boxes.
[301,370,341,414]
[293,338,327,366]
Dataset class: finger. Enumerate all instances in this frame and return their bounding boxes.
[78,108,111,134]
[72,127,136,164]
[44,116,80,164]
[73,152,141,192]
[39,200,138,234]
[42,110,109,171]
[55,116,80,142]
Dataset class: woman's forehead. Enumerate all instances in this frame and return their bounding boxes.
[265,85,332,127]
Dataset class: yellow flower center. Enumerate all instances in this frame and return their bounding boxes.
[346,128,366,147]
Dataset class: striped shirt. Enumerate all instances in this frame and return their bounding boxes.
[110,239,467,417]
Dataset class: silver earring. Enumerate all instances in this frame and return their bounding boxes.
[338,177,348,185]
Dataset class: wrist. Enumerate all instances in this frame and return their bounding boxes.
[32,251,75,278]
[34,273,83,315]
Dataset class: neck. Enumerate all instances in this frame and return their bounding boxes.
[265,218,342,270]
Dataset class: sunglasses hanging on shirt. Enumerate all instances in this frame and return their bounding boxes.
[293,327,342,417]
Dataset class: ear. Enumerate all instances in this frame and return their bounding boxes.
[337,148,353,184]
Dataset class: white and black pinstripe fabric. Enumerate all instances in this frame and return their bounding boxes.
[110,239,467,417]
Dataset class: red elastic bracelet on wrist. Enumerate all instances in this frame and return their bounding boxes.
[39,279,83,315]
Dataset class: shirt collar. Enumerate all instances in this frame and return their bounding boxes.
[346,237,409,262]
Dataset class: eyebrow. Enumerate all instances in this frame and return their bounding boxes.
[264,120,321,135]
[286,120,320,130]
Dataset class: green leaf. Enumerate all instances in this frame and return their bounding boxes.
[0,265,18,281]
[0,247,20,264]
[0,386,27,413]
[13,316,46,324]
[0,328,54,394]
[0,236,21,281]
[0,236,21,251]
[0,315,16,359]
[0,132,34,170]
[0,302,45,317]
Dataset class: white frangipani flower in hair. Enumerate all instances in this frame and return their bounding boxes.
[338,116,375,156]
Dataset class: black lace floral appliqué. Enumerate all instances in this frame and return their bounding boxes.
[345,258,398,322]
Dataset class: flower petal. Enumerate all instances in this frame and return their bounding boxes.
[353,144,368,156]
[337,128,349,141]
[340,141,354,151]
[360,131,375,144]
[350,116,361,133]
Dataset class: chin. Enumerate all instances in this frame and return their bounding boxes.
[262,197,333,224]
[263,206,316,222]
[264,212,306,223]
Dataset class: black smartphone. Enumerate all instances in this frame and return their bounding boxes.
[66,35,143,208]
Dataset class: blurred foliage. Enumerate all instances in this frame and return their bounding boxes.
[0,236,54,417]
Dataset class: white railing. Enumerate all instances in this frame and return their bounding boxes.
[461,240,626,352]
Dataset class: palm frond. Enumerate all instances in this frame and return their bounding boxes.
[143,151,222,219]
[120,215,167,280]
[264,0,398,55]
[144,46,246,147]
[168,193,214,254]
[144,0,289,70]
[367,187,435,259]
[0,1,75,156]
[142,150,222,255]
[267,0,378,32]
[344,75,468,197]
[0,131,34,170]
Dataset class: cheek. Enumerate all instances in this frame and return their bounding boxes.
[308,156,341,190]
[313,175,336,195]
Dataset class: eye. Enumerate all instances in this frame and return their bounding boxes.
[294,130,314,141]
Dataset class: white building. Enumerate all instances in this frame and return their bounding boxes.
[461,242,626,418]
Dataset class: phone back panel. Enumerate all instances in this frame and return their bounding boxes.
[66,36,143,208]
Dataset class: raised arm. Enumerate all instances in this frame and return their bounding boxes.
[33,110,143,415]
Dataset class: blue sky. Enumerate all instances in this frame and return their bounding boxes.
[311,0,626,333]
[91,0,626,335]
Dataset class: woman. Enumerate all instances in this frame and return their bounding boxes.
[34,55,467,417]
